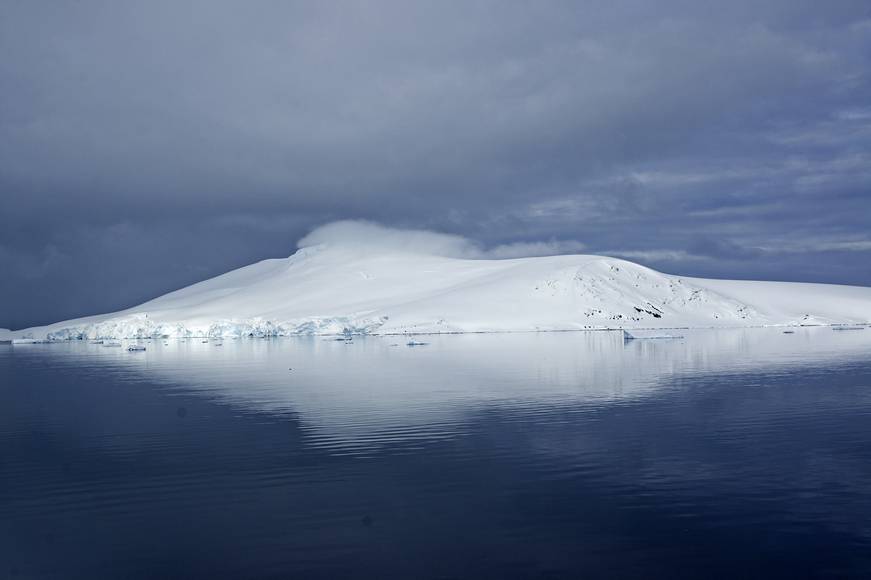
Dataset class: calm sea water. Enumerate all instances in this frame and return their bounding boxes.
[2,328,871,579]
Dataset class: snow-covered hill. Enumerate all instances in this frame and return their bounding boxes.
[5,230,871,340]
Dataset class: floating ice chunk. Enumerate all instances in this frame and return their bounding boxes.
[623,330,683,341]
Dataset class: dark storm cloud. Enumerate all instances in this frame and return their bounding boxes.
[1,0,870,328]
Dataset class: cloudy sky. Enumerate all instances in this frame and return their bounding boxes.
[2,1,870,328]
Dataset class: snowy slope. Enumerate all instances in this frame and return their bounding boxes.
[5,242,871,340]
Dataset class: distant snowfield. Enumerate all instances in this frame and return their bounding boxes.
[3,239,871,341]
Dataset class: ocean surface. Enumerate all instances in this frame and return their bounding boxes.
[2,328,871,579]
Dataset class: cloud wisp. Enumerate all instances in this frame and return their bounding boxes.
[298,220,586,259]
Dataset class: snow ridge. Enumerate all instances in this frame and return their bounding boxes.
[6,243,871,340]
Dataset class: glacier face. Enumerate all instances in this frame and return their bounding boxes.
[6,243,871,340]
[41,315,390,341]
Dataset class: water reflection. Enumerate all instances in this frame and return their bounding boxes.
[4,327,871,578]
[12,327,871,452]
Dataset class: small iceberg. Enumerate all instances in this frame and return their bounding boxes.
[623,330,683,341]
[406,340,429,347]
[103,342,122,347]
[832,326,865,331]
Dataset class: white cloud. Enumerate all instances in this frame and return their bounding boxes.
[601,249,706,262]
[298,220,586,259]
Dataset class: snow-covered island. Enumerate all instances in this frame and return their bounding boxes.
[3,228,871,341]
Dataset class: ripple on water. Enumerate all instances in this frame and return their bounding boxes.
[2,328,871,578]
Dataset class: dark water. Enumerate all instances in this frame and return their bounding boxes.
[2,328,871,579]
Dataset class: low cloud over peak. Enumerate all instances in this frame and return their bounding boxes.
[298,221,586,259]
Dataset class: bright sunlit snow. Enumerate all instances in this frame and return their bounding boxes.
[4,223,871,341]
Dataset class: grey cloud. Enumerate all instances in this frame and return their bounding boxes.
[1,0,870,327]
